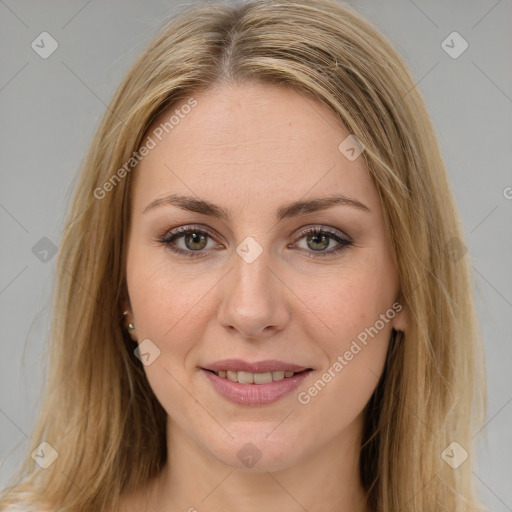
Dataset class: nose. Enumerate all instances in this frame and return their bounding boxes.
[216,245,291,340]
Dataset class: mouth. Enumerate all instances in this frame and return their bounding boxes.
[202,368,311,384]
[200,364,314,406]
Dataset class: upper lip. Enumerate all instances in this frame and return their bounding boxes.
[202,359,312,373]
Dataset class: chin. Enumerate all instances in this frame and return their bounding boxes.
[205,432,304,473]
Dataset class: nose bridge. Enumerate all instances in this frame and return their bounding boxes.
[234,240,272,297]
[217,236,289,338]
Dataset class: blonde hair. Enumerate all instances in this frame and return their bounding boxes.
[0,0,486,510]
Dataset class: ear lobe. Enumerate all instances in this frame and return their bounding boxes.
[391,303,408,332]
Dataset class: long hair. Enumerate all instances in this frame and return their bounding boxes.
[0,1,486,510]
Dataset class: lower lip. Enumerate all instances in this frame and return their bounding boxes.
[201,369,312,406]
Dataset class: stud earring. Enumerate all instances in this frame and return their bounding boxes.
[123,310,135,330]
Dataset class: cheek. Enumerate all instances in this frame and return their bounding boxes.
[295,279,395,433]
[318,259,398,346]
[316,284,392,398]
[301,253,397,402]
[127,245,204,336]
[125,257,209,419]
[126,250,223,388]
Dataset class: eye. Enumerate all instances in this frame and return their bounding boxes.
[157,225,352,259]
[158,225,220,258]
[290,226,353,259]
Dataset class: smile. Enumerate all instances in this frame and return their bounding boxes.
[201,368,313,405]
[208,369,303,384]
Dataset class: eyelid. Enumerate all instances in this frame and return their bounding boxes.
[158,223,353,258]
[293,225,353,244]
[158,224,221,243]
[159,223,351,243]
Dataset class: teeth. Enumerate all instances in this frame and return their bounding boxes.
[215,369,299,384]
[227,370,238,382]
[237,371,254,384]
[254,372,273,384]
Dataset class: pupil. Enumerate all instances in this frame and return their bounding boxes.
[309,233,328,251]
[186,232,207,250]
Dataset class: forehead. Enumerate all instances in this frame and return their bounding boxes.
[131,82,378,215]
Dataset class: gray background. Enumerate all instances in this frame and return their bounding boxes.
[1,0,511,509]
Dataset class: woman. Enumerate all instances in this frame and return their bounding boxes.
[0,0,487,510]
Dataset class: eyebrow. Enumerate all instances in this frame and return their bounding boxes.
[142,192,370,221]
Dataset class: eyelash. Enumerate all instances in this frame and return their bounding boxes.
[157,224,353,260]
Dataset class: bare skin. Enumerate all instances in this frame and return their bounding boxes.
[119,81,406,512]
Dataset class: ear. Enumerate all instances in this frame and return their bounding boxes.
[390,301,407,332]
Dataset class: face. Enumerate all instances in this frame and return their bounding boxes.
[123,82,406,472]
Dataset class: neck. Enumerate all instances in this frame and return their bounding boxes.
[141,412,370,512]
